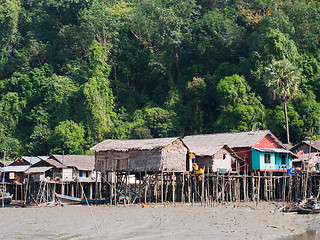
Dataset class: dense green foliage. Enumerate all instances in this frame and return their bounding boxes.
[1,0,320,158]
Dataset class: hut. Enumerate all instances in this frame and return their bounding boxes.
[184,130,297,173]
[186,144,243,173]
[25,157,66,182]
[2,156,41,183]
[290,140,320,171]
[48,155,99,182]
[90,137,190,174]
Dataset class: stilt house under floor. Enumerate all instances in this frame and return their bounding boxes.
[90,137,190,174]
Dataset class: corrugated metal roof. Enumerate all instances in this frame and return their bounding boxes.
[190,145,243,161]
[254,148,298,158]
[90,137,184,152]
[190,145,226,156]
[26,166,53,173]
[0,161,13,167]
[42,158,65,168]
[183,130,270,149]
[3,165,30,172]
[51,155,95,171]
[254,148,291,154]
[21,156,41,165]
[290,140,320,152]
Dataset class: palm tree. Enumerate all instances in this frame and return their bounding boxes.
[263,59,301,144]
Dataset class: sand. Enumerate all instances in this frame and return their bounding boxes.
[0,202,318,240]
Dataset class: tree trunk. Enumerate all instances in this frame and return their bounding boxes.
[284,102,290,144]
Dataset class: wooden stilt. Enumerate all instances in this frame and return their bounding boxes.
[139,172,142,204]
[161,170,164,203]
[182,172,185,203]
[144,171,147,204]
[172,172,175,204]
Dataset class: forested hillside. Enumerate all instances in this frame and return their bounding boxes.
[1,0,320,158]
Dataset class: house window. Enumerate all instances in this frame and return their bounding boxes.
[264,154,271,164]
[281,155,286,165]
[223,154,226,160]
[79,170,83,178]
[86,171,89,178]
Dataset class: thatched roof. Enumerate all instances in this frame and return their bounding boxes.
[183,130,273,149]
[90,137,185,152]
[51,155,95,171]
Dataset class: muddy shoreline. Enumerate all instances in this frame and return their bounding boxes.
[0,202,316,239]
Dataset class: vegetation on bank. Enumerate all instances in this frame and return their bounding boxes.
[1,0,320,158]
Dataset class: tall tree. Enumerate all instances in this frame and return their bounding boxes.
[264,59,301,144]
[215,74,265,132]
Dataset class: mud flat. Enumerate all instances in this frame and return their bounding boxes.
[0,202,315,239]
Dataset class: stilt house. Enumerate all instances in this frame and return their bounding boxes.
[182,143,243,173]
[184,130,296,172]
[290,140,320,171]
[90,137,190,174]
[2,156,41,183]
[26,157,66,182]
[48,155,99,182]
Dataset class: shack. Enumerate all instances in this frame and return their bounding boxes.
[185,144,243,173]
[290,140,320,171]
[25,157,66,182]
[48,155,99,182]
[91,137,190,174]
[2,156,41,183]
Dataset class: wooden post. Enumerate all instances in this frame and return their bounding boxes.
[161,170,164,203]
[125,172,128,205]
[222,174,225,202]
[257,171,260,205]
[194,172,197,202]
[114,173,117,205]
[128,171,131,203]
[201,168,205,205]
[52,182,56,202]
[155,173,158,203]
[228,172,231,202]
[144,171,147,204]
[215,173,219,202]
[89,183,93,199]
[15,183,17,201]
[182,172,185,203]
[206,169,209,204]
[61,182,65,195]
[243,172,247,201]
[165,172,168,202]
[139,172,142,204]
[20,184,23,201]
[172,172,175,203]
[188,173,191,203]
